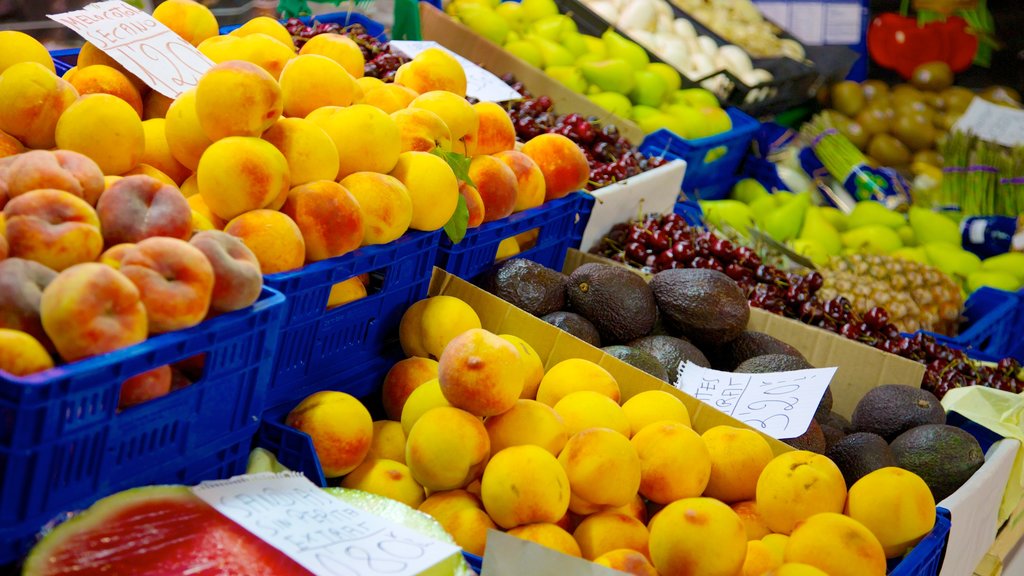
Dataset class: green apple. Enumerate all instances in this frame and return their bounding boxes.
[698,107,732,138]
[505,40,543,68]
[455,4,510,45]
[562,32,589,57]
[646,62,682,92]
[630,70,668,108]
[529,14,576,41]
[672,88,719,108]
[530,36,575,67]
[588,92,633,119]
[520,0,559,21]
[580,58,635,94]
[630,105,661,122]
[582,35,607,58]
[545,65,588,93]
[601,30,649,71]
[495,1,528,32]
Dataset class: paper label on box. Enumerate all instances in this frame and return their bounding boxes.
[954,97,1024,147]
[676,361,836,439]
[191,472,461,576]
[47,0,213,98]
[390,41,522,102]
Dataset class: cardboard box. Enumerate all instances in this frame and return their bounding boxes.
[561,249,926,418]
[419,3,645,144]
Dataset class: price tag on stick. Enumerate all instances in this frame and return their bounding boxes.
[48,1,213,98]
[676,361,837,440]
[192,472,461,576]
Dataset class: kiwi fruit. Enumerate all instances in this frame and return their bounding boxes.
[911,62,954,92]
[868,134,911,166]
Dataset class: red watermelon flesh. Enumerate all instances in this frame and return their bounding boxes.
[23,486,312,576]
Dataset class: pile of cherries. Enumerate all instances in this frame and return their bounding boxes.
[595,213,1024,398]
[284,20,409,81]
[500,77,666,189]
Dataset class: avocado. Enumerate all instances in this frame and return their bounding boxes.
[825,432,897,488]
[482,258,567,317]
[785,419,826,453]
[629,335,709,385]
[710,331,805,372]
[890,424,985,502]
[733,354,813,374]
[821,423,845,451]
[826,411,854,434]
[566,263,658,344]
[541,311,601,347]
[851,385,946,441]
[649,268,750,345]
[816,386,834,423]
[603,345,669,382]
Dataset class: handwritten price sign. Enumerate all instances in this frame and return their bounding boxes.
[48,1,213,98]
[191,472,460,576]
[676,361,837,439]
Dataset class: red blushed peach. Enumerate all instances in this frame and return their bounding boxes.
[119,365,172,409]
[120,237,214,333]
[189,230,263,313]
[99,243,136,269]
[459,182,485,229]
[281,180,364,262]
[40,263,148,362]
[382,356,440,420]
[96,175,192,245]
[0,233,7,260]
[467,102,516,156]
[4,189,103,271]
[468,155,519,223]
[494,150,546,212]
[4,150,104,206]
[0,257,57,350]
[521,134,589,201]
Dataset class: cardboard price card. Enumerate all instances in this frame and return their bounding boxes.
[954,98,1024,148]
[192,472,461,576]
[47,0,213,98]
[676,362,837,440]
[389,41,522,102]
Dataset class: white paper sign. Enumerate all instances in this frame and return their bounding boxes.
[48,1,213,98]
[390,41,522,102]
[954,97,1024,148]
[481,530,627,576]
[676,361,836,440]
[191,472,461,576]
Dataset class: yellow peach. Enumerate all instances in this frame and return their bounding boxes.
[756,451,848,535]
[409,90,478,150]
[484,399,568,457]
[262,117,340,187]
[280,180,364,262]
[0,31,55,75]
[554,391,630,437]
[394,47,467,97]
[341,458,425,509]
[389,151,460,231]
[391,108,453,153]
[326,277,367,308]
[152,0,219,46]
[382,356,440,421]
[195,60,283,140]
[574,511,650,560]
[508,523,582,557]
[594,549,658,576]
[702,426,775,503]
[300,34,366,78]
[536,358,620,406]
[0,328,54,376]
[482,445,570,528]
[54,92,144,175]
[368,420,407,463]
[286,390,373,477]
[280,55,359,118]
[467,101,516,156]
[498,334,544,399]
[559,428,640,509]
[438,328,524,417]
[197,136,290,220]
[308,104,401,179]
[339,172,413,246]
[406,406,490,491]
[164,88,213,171]
[784,513,887,576]
[363,84,420,114]
[228,16,293,47]
[400,379,451,435]
[140,119,190,185]
[621,390,691,435]
[224,209,305,274]
[648,498,748,576]
[0,62,77,150]
[632,421,711,503]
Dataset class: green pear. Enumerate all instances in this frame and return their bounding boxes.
[529,14,576,41]
[521,0,559,21]
[923,243,980,279]
[495,1,528,31]
[791,238,831,267]
[580,58,636,94]
[967,270,1022,293]
[545,65,588,93]
[506,30,521,42]
[897,225,917,247]
[908,206,960,246]
[841,225,903,254]
[582,35,607,58]
[662,105,705,139]
[601,30,649,71]
[773,191,796,204]
[588,91,633,119]
[892,247,929,264]
[505,40,544,68]
[575,53,603,66]
[731,178,769,204]
[630,70,668,107]
[646,62,682,92]
[763,192,810,241]
[700,200,754,237]
[981,252,1024,282]
[800,207,842,255]
[847,201,906,230]
[819,206,849,231]
[672,88,720,108]
[636,111,673,134]
[750,195,779,225]
[630,105,661,122]
[531,36,575,67]
[563,32,588,57]
[456,4,510,45]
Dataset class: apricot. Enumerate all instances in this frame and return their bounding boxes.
[224,210,305,274]
[847,467,936,558]
[228,16,293,47]
[196,61,282,140]
[279,55,359,119]
[56,94,144,175]
[281,180,364,262]
[579,512,651,561]
[766,564,830,576]
[0,258,56,348]
[0,328,54,376]
[495,237,520,261]
[409,91,478,151]
[784,513,886,576]
[508,523,581,557]
[119,366,172,409]
[594,549,658,576]
[356,77,385,93]
[460,182,485,229]
[309,104,401,179]
[621,390,691,435]
[468,102,516,156]
[389,151,460,232]
[97,175,191,245]
[743,540,783,576]
[180,174,199,198]
[3,150,104,206]
[468,155,519,223]
[143,91,174,120]
[4,189,102,272]
[187,194,226,230]
[648,497,748,576]
[482,445,570,529]
[400,379,452,435]
[381,356,440,420]
[399,296,482,359]
[438,328,524,417]
[536,358,620,406]
[152,0,219,46]
[40,263,148,362]
[419,490,495,556]
[286,390,373,478]
[485,399,567,457]
[391,108,453,153]
[197,136,290,220]
[522,133,589,200]
[341,458,425,509]
[326,277,366,308]
[368,420,407,463]
[0,31,54,74]
[0,128,24,159]
[164,88,213,171]
[300,34,365,78]
[555,391,630,437]
[494,150,546,212]
[120,237,214,333]
[632,420,711,503]
[732,500,772,540]
[337,172,412,246]
[189,230,263,313]
[262,117,340,187]
[140,119,190,185]
[67,64,143,118]
[702,425,775,503]
[497,334,544,399]
[406,406,490,491]
[198,34,296,80]
[77,42,146,93]
[559,428,640,509]
[0,62,78,149]
[756,451,847,535]
[363,84,419,114]
[394,48,467,98]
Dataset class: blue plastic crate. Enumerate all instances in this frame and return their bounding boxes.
[674,199,704,226]
[437,193,594,282]
[639,108,759,197]
[50,49,77,77]
[219,11,387,42]
[910,287,1024,364]
[889,508,951,576]
[262,231,440,414]
[0,287,286,565]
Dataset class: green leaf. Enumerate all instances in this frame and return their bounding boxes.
[431,147,475,187]
[277,0,313,17]
[444,193,470,244]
